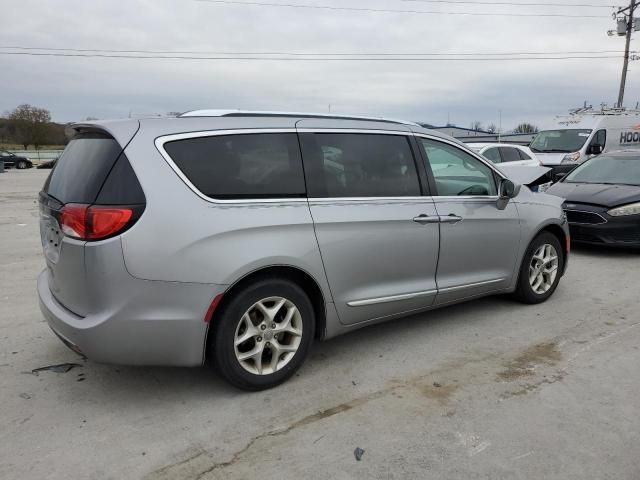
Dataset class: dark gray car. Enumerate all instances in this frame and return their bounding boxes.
[37,111,569,390]
[0,150,32,169]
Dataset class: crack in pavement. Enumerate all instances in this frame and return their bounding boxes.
[146,327,639,479]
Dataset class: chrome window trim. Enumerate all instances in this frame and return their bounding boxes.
[308,196,434,205]
[433,196,500,202]
[155,127,502,204]
[347,289,437,307]
[155,128,308,205]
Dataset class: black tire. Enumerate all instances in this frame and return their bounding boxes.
[212,277,315,391]
[17,160,30,169]
[513,232,564,304]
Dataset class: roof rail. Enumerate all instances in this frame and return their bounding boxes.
[178,109,421,127]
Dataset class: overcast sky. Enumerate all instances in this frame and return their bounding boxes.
[1,0,638,130]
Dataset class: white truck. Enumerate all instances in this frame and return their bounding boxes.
[530,107,640,175]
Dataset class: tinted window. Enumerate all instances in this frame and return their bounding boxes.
[500,147,521,163]
[164,133,305,199]
[96,154,146,205]
[44,133,123,204]
[517,149,532,160]
[299,133,421,197]
[483,147,501,163]
[421,139,497,196]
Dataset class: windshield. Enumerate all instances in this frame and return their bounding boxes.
[530,129,591,153]
[565,155,640,186]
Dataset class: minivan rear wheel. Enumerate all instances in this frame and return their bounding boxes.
[513,232,564,304]
[212,278,315,390]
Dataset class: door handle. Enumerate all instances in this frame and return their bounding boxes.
[439,214,463,224]
[413,214,440,224]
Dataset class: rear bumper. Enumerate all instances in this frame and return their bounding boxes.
[38,269,225,366]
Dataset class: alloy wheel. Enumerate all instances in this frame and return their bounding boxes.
[233,296,303,375]
[528,244,559,294]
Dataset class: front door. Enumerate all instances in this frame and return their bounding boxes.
[418,137,521,305]
[298,129,440,325]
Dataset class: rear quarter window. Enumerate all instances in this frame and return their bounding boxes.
[163,133,306,200]
[44,133,123,204]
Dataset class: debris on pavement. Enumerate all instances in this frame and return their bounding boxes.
[31,363,82,374]
[354,447,365,461]
[19,393,32,400]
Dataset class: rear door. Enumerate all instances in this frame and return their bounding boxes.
[298,127,440,325]
[417,136,521,305]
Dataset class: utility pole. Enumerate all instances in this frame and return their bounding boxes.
[610,0,637,108]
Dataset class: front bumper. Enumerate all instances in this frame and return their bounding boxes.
[564,207,640,247]
[38,269,225,366]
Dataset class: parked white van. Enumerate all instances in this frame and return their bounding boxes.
[530,107,640,174]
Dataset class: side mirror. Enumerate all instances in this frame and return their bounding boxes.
[588,144,603,155]
[499,178,517,199]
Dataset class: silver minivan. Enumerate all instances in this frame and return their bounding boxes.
[38,111,569,390]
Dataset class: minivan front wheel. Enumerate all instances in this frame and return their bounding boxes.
[212,278,315,390]
[514,232,564,304]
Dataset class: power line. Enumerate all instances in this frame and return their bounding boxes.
[0,51,624,61]
[0,46,626,56]
[193,0,606,17]
[401,0,615,7]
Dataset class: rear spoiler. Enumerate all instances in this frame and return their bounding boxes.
[65,120,140,148]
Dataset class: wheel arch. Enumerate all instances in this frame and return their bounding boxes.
[204,265,327,363]
[519,222,569,281]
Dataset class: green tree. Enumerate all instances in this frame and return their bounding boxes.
[8,104,52,149]
[513,122,539,134]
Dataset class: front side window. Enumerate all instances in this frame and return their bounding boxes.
[164,133,306,199]
[500,147,521,163]
[421,139,497,196]
[299,133,421,198]
[590,129,606,149]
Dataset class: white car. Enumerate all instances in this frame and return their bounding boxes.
[467,143,540,167]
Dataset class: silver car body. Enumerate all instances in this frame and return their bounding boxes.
[38,113,569,366]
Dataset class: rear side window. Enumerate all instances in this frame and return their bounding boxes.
[299,133,421,197]
[499,147,521,163]
[163,133,305,199]
[517,149,532,160]
[44,133,123,204]
[483,147,501,163]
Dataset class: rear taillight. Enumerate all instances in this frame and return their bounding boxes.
[61,203,136,241]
